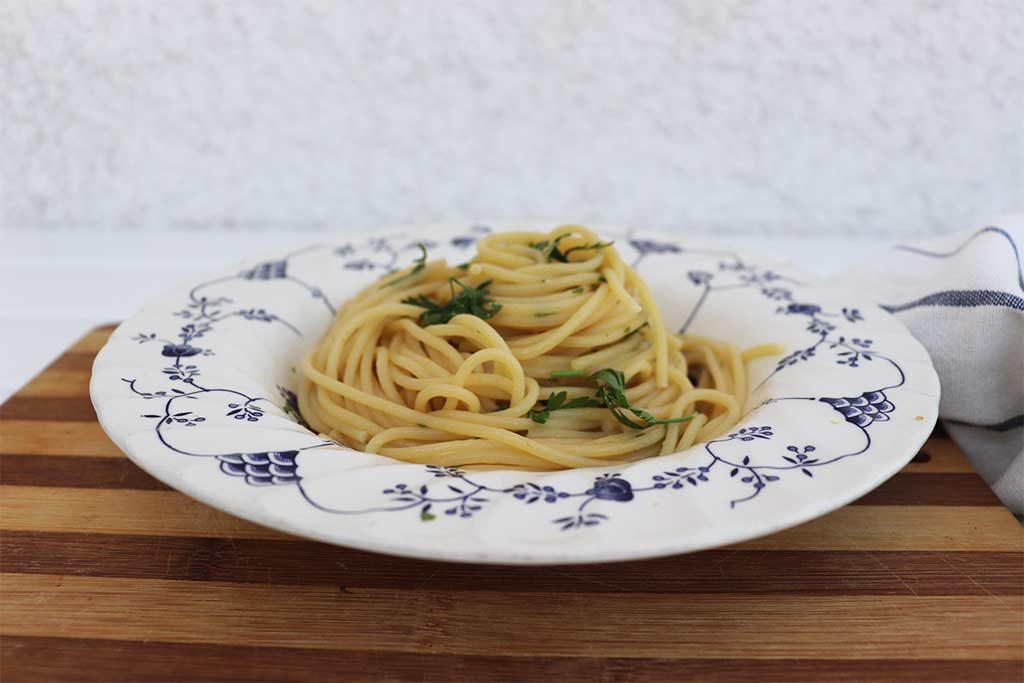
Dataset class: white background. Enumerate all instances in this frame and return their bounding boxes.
[1,0,1022,399]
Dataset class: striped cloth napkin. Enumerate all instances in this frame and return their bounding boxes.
[846,216,1023,516]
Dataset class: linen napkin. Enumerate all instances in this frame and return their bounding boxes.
[843,216,1023,515]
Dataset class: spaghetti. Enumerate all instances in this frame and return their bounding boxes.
[299,226,780,470]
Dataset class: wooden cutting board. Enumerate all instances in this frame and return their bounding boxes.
[1,325,1021,682]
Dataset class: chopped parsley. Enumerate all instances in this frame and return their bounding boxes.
[528,390,602,423]
[622,321,650,340]
[572,286,584,294]
[529,234,614,263]
[383,243,428,287]
[589,368,693,429]
[541,367,695,429]
[402,277,502,326]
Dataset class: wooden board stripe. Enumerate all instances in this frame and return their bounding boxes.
[0,395,96,422]
[3,637,1021,683]
[68,325,118,354]
[47,351,98,373]
[2,574,1021,659]
[0,486,288,540]
[903,439,977,473]
[14,369,91,398]
[2,532,1020,596]
[1,325,115,406]
[0,414,979,477]
[1,486,1020,550]
[0,452,1000,504]
[0,455,170,490]
[0,420,124,457]
[849,472,1001,505]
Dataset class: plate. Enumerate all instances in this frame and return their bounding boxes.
[90,225,940,564]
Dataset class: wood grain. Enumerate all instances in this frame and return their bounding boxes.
[2,532,1021,596]
[4,637,1019,683]
[0,325,1021,682]
[0,421,123,457]
[2,574,1022,660]
[68,325,118,353]
[0,451,1000,504]
[3,485,1019,550]
[15,369,92,398]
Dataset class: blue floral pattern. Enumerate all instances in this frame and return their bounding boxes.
[111,227,917,536]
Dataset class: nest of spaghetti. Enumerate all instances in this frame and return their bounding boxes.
[300,226,778,470]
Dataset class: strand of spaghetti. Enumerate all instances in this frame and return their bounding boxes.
[452,348,526,404]
[299,227,782,469]
[509,286,610,359]
[676,412,709,451]
[414,385,482,413]
[304,356,611,466]
[629,270,669,387]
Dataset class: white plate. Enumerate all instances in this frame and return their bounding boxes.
[90,225,940,564]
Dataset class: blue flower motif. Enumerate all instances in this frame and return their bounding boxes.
[511,482,567,503]
[162,364,199,381]
[761,287,792,301]
[218,451,300,486]
[730,425,774,441]
[842,307,864,323]
[240,260,287,280]
[161,343,202,358]
[807,318,836,335]
[450,236,477,248]
[780,303,822,316]
[344,259,376,270]
[687,270,714,286]
[226,402,264,422]
[820,391,894,427]
[426,464,465,478]
[630,239,682,255]
[588,476,634,502]
[238,308,276,322]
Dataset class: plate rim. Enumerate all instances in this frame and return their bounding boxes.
[89,224,941,565]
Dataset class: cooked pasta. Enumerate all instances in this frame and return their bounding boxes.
[299,226,781,470]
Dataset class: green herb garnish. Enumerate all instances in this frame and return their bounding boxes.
[550,369,586,379]
[572,286,584,294]
[402,277,502,326]
[529,390,602,423]
[383,243,428,287]
[588,368,693,429]
[622,321,650,340]
[529,234,613,263]
[543,367,694,428]
[561,241,613,260]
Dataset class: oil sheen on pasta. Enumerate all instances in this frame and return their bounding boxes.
[299,226,780,470]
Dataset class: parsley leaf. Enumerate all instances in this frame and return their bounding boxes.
[403,277,502,326]
[622,321,649,340]
[528,235,613,263]
[529,390,602,423]
[383,243,428,287]
[589,368,694,429]
[561,241,614,260]
[541,367,695,428]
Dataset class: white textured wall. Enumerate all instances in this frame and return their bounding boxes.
[1,0,1021,237]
